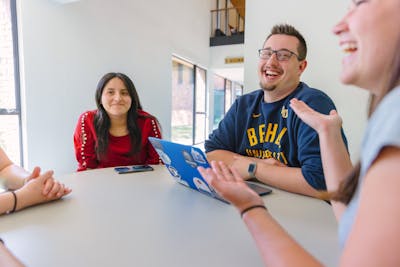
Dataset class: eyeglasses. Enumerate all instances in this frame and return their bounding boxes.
[258,48,301,61]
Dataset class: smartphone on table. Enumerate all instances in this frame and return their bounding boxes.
[114,165,154,174]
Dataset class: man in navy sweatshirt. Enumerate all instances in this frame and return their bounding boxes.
[205,24,348,197]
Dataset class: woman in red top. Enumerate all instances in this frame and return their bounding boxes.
[74,72,162,171]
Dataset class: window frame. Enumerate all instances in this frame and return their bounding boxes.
[0,0,23,165]
[211,73,243,129]
[171,56,208,146]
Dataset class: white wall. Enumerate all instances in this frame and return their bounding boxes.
[17,0,210,175]
[244,0,369,163]
[209,44,244,84]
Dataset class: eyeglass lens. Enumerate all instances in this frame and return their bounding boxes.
[259,49,293,61]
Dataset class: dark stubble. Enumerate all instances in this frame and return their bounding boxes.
[259,81,276,92]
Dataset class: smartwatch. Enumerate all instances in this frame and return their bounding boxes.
[247,162,257,178]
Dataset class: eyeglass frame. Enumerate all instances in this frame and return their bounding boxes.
[258,48,302,61]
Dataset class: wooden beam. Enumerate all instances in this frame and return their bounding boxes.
[230,0,245,19]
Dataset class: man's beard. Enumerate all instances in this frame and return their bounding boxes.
[259,81,276,92]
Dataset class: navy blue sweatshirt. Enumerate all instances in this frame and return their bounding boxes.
[205,82,348,190]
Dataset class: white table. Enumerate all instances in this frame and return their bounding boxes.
[0,166,340,267]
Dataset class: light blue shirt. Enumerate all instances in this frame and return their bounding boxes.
[338,86,400,248]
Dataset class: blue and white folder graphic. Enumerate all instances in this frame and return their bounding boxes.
[148,137,272,203]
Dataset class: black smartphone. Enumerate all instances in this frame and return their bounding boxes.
[245,181,272,196]
[114,165,154,174]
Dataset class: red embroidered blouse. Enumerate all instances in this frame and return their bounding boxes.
[73,110,162,171]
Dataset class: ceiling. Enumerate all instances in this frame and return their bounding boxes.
[214,67,244,85]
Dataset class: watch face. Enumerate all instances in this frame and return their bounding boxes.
[248,163,257,178]
[248,163,256,173]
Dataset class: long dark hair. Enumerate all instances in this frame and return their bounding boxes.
[331,38,400,204]
[94,72,143,159]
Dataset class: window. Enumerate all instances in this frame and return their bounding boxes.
[212,74,243,129]
[171,56,207,145]
[194,67,207,144]
[212,75,225,129]
[224,79,232,113]
[0,0,22,165]
[233,81,243,99]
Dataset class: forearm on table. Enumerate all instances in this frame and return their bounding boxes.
[206,150,320,197]
[206,150,240,166]
[254,164,320,197]
[0,165,29,190]
[0,192,17,215]
[1,186,52,215]
[243,208,323,267]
